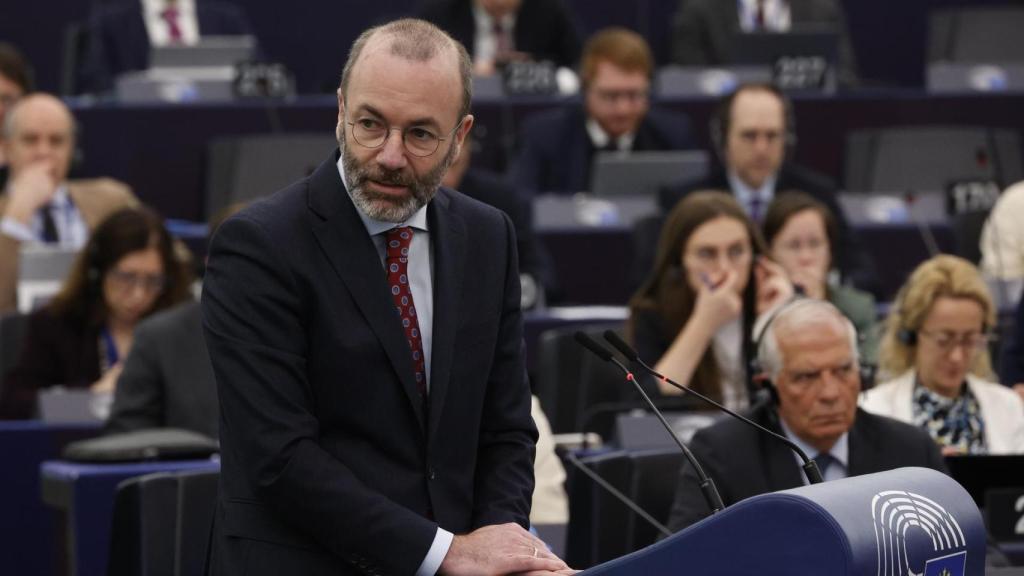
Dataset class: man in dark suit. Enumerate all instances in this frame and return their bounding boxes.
[78,0,253,94]
[511,27,693,195]
[203,19,571,575]
[419,0,580,75]
[659,83,873,289]
[670,0,857,86]
[666,299,947,532]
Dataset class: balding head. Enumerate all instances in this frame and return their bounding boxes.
[2,93,75,183]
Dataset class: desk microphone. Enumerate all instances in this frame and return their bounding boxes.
[600,330,823,485]
[573,332,725,514]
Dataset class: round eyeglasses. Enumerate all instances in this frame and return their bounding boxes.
[346,115,464,158]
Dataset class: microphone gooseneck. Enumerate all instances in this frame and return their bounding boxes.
[574,332,725,514]
[601,330,823,485]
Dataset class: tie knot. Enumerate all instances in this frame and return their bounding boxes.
[813,452,835,475]
[386,227,414,260]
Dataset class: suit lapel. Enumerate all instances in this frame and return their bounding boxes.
[307,152,426,429]
[846,411,874,476]
[425,190,466,440]
[757,406,805,490]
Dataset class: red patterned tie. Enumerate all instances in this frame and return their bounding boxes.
[161,5,183,43]
[386,227,427,397]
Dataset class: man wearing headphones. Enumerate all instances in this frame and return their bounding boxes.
[511,27,693,195]
[659,83,872,289]
[665,298,946,532]
[0,93,137,312]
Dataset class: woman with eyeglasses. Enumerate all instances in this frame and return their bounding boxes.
[761,191,879,364]
[0,207,193,419]
[628,191,793,410]
[861,255,1024,454]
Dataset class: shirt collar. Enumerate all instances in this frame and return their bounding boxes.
[728,170,777,205]
[472,3,516,33]
[778,414,849,469]
[336,153,429,237]
[585,117,636,152]
[51,184,71,209]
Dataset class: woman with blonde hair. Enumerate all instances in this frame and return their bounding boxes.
[861,255,1024,454]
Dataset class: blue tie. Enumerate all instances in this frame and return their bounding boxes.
[813,452,835,477]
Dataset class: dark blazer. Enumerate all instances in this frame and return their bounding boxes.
[669,0,858,85]
[0,308,101,419]
[1001,294,1024,386]
[511,105,695,195]
[666,402,949,532]
[658,164,876,291]
[79,2,252,94]
[202,151,537,575]
[418,0,581,68]
[105,300,218,439]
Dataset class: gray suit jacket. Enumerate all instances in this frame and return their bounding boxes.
[106,300,219,439]
[670,0,858,85]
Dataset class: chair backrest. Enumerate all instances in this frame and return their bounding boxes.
[929,7,1024,63]
[107,469,220,576]
[0,312,30,398]
[205,134,337,219]
[535,323,630,439]
[627,449,684,550]
[844,126,1023,193]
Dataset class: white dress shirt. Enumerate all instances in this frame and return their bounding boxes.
[337,156,450,576]
[472,4,517,66]
[141,0,200,46]
[0,185,88,248]
[728,170,777,221]
[586,118,636,152]
[738,0,792,32]
[780,418,849,483]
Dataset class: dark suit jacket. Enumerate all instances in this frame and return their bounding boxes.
[418,0,581,68]
[202,151,537,575]
[670,0,858,85]
[666,402,949,532]
[511,105,694,195]
[105,300,218,439]
[0,308,101,419]
[1002,294,1024,385]
[79,2,252,94]
[658,164,876,291]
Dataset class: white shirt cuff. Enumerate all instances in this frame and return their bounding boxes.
[0,216,35,242]
[415,527,454,576]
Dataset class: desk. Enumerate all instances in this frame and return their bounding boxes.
[41,459,221,576]
[0,421,101,576]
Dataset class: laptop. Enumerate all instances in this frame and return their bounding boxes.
[17,245,79,313]
[149,35,256,69]
[37,388,108,423]
[590,150,709,198]
[837,190,948,226]
[731,29,839,67]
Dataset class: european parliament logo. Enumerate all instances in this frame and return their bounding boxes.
[872,490,968,576]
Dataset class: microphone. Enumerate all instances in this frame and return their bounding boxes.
[573,332,725,514]
[601,330,823,485]
[562,451,672,538]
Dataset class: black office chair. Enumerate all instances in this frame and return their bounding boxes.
[535,323,631,439]
[174,470,219,576]
[0,311,30,400]
[564,450,634,568]
[627,449,685,550]
[929,7,1024,63]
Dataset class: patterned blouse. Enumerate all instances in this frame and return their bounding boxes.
[911,380,987,454]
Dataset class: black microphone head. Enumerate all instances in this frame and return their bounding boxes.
[574,331,614,362]
[603,330,638,362]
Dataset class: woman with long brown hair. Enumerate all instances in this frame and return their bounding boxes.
[628,191,792,409]
[0,206,193,419]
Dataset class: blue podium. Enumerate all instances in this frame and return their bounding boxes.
[582,467,986,576]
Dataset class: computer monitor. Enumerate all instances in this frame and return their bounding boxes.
[17,245,79,313]
[944,454,1024,508]
[731,28,839,67]
[149,35,256,68]
[590,150,709,198]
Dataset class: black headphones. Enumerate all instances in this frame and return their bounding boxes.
[750,297,875,404]
[708,83,798,162]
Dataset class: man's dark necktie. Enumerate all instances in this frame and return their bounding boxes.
[40,204,59,243]
[386,227,427,397]
[813,452,835,477]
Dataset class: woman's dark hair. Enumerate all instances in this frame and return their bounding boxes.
[48,206,193,326]
[627,191,766,403]
[0,42,34,93]
[761,191,839,269]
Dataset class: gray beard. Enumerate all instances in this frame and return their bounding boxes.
[338,127,456,223]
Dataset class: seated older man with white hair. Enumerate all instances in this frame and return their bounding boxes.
[665,298,947,532]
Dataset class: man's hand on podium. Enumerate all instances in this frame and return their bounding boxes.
[438,522,573,575]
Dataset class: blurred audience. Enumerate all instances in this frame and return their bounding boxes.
[628,191,792,410]
[0,93,137,313]
[862,255,1024,454]
[660,83,872,289]
[980,180,1024,305]
[669,0,857,85]
[762,191,878,363]
[0,207,193,420]
[511,27,693,195]
[666,298,945,532]
[78,0,253,94]
[419,0,580,76]
[442,139,556,305]
[0,42,34,178]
